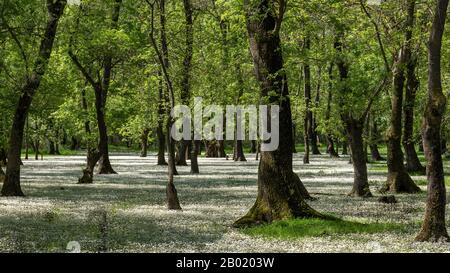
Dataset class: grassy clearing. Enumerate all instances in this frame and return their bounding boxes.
[242,218,403,240]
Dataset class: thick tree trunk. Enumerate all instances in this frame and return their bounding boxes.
[383,54,420,193]
[384,67,419,193]
[78,148,101,184]
[234,0,321,227]
[416,0,449,242]
[1,0,66,196]
[345,118,372,197]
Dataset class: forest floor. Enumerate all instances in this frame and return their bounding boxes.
[0,152,449,253]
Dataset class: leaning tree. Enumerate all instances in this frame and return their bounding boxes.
[1,0,67,196]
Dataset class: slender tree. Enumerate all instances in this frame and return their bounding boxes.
[148,0,181,210]
[402,0,425,173]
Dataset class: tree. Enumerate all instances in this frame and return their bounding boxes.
[383,0,421,193]
[234,0,321,227]
[402,0,425,174]
[1,0,67,196]
[69,0,123,178]
[415,0,449,242]
[148,0,181,210]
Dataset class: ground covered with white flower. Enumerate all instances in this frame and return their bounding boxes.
[0,153,449,253]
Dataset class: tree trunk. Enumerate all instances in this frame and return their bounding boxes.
[156,75,167,166]
[140,129,149,157]
[345,118,372,197]
[369,117,384,161]
[176,0,194,167]
[49,141,56,155]
[234,0,321,227]
[303,37,311,164]
[403,59,425,172]
[416,0,449,242]
[383,52,420,193]
[78,148,101,184]
[94,85,117,174]
[234,140,247,162]
[250,140,257,153]
[325,64,339,158]
[190,140,200,174]
[1,0,66,197]
[25,117,29,160]
[342,140,348,155]
[311,66,322,155]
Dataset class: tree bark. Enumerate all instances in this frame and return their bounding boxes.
[383,51,420,193]
[1,0,66,197]
[234,0,321,227]
[190,140,200,174]
[140,129,149,157]
[416,0,449,242]
[156,74,167,166]
[345,118,372,197]
[369,117,384,161]
[250,140,257,153]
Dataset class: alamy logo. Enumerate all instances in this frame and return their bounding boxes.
[170,97,280,152]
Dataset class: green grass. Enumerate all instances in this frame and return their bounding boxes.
[242,218,403,240]
[416,177,450,186]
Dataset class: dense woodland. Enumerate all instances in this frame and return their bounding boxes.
[0,0,449,251]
